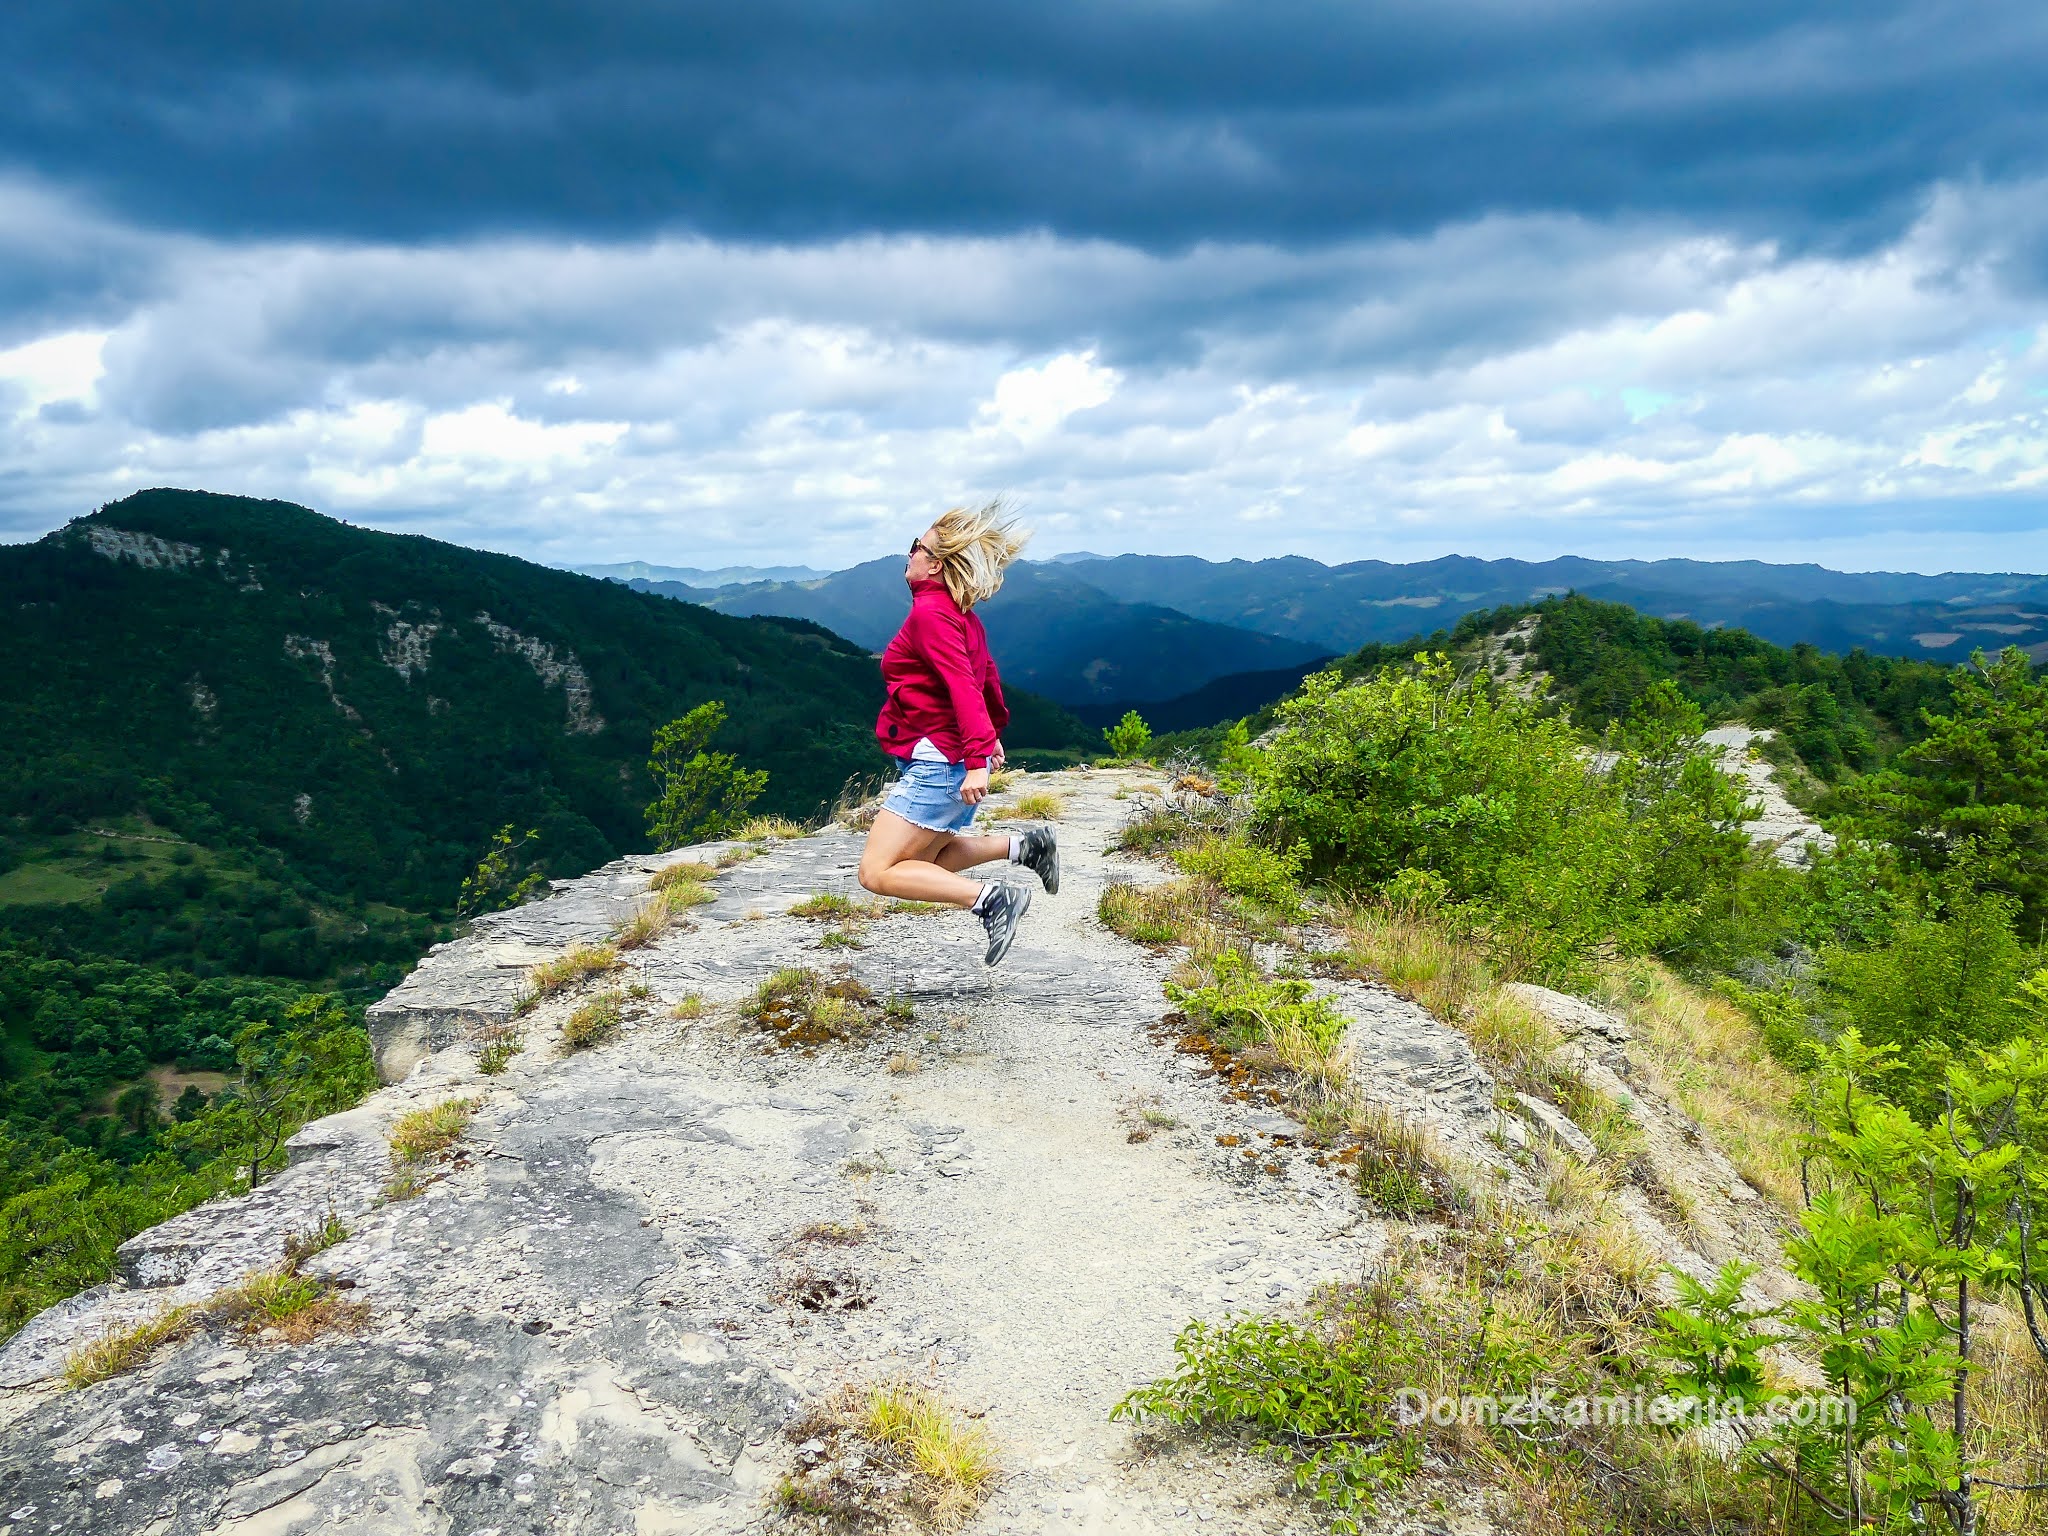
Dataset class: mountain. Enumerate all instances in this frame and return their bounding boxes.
[1,492,1094,924]
[1070,658,1335,734]
[575,560,825,587]
[635,559,1328,706]
[1057,552,2048,664]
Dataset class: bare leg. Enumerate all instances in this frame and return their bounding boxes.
[934,833,1011,873]
[856,810,983,907]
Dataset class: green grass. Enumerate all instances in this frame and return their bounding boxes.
[0,861,105,906]
[789,892,883,920]
[562,991,625,1050]
[388,1097,480,1165]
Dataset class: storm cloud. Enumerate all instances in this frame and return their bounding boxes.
[1,3,2045,569]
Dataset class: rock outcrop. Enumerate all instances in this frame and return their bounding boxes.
[1702,724,1835,866]
[0,769,1792,1535]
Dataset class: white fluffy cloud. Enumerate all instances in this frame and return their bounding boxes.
[2,178,2045,571]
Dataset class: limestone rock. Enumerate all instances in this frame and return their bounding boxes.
[1499,982,1631,1046]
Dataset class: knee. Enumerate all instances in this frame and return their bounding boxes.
[856,860,884,894]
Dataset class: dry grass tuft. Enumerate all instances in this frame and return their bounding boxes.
[887,1052,922,1075]
[1591,958,1804,1208]
[474,1023,524,1075]
[63,1259,373,1387]
[522,942,620,1007]
[388,1097,480,1165]
[613,890,679,951]
[1463,988,1568,1090]
[789,891,884,921]
[1334,899,1490,1021]
[670,993,706,1020]
[1007,789,1064,821]
[1350,1107,1472,1220]
[649,860,717,890]
[985,767,1019,794]
[735,814,806,842]
[863,1382,1000,1517]
[713,842,761,868]
[746,967,913,1051]
[384,1095,481,1200]
[281,1209,349,1268]
[1097,877,1225,951]
[561,990,625,1050]
[62,1306,197,1388]
[777,1380,999,1530]
[209,1267,371,1345]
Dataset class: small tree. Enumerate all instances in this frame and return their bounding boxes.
[1105,709,1153,760]
[199,998,376,1190]
[646,701,768,851]
[457,824,545,916]
[1654,1009,2048,1533]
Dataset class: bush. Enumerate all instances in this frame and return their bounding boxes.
[1252,658,1747,983]
[1172,834,1308,920]
[1165,949,1346,1058]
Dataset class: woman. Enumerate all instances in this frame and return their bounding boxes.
[856,503,1059,966]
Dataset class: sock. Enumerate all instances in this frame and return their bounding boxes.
[969,884,994,914]
[1007,833,1023,861]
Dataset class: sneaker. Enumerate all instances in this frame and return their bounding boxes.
[1014,825,1060,895]
[977,881,1033,967]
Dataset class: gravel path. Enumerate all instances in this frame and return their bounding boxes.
[0,768,1543,1536]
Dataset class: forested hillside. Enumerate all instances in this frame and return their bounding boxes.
[1160,593,1960,785]
[0,489,1092,1336]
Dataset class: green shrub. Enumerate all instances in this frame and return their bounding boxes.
[1165,949,1346,1056]
[1252,658,1747,983]
[1172,834,1308,920]
[1653,1024,2048,1533]
[1103,710,1153,760]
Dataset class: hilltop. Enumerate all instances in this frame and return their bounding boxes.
[0,770,1803,1535]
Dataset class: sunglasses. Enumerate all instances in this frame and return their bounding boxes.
[908,539,937,561]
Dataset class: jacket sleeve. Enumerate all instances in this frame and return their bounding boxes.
[914,604,1000,768]
[983,647,1010,737]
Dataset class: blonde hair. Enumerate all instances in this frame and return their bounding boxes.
[925,500,1030,610]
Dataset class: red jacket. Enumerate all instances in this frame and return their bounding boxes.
[875,578,1010,768]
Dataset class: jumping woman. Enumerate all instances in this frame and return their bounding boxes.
[856,503,1059,965]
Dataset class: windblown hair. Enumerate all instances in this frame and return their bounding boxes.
[925,500,1030,611]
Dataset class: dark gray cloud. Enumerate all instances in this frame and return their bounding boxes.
[5,2,2046,250]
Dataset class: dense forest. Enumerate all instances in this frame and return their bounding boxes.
[0,490,1095,1335]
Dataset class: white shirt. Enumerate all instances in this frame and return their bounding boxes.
[910,736,948,763]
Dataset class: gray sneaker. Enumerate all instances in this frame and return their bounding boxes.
[1015,825,1060,894]
[977,882,1033,967]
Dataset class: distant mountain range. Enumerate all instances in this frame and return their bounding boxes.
[574,560,826,588]
[599,549,2047,723]
[1056,552,2048,661]
[623,559,1332,708]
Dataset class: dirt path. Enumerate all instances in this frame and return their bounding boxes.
[0,767,1757,1536]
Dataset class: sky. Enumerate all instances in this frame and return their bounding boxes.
[3,2,2048,574]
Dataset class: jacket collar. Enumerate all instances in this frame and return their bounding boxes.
[908,577,955,603]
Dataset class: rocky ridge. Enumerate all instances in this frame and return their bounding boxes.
[0,769,1788,1536]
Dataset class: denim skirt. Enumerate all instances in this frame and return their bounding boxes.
[880,757,979,834]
